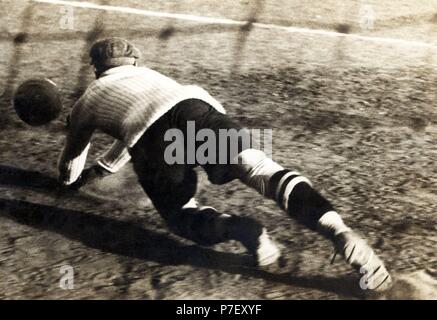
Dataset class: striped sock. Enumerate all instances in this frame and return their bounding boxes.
[266,169,335,230]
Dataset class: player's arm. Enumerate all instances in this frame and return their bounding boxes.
[68,115,131,175]
[65,140,132,190]
[57,99,94,186]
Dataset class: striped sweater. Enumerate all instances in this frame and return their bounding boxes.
[58,65,226,185]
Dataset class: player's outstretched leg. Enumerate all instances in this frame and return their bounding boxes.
[234,148,392,291]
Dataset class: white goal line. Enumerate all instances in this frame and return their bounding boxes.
[33,0,436,50]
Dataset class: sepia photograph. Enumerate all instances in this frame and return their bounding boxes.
[0,0,436,303]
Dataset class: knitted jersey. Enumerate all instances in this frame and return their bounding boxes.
[58,65,226,185]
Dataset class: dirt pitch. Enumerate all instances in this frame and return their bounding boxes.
[0,0,436,299]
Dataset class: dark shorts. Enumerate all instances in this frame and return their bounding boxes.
[128,99,250,213]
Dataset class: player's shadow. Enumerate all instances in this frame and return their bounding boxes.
[0,165,108,205]
[0,197,365,298]
[0,165,58,190]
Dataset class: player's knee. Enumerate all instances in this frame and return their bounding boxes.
[236,149,284,196]
[163,206,230,246]
[203,148,278,186]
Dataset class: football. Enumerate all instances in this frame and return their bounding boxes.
[13,78,63,126]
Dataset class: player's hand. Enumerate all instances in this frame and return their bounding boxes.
[67,165,111,191]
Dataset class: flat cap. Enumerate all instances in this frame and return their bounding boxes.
[89,37,141,67]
